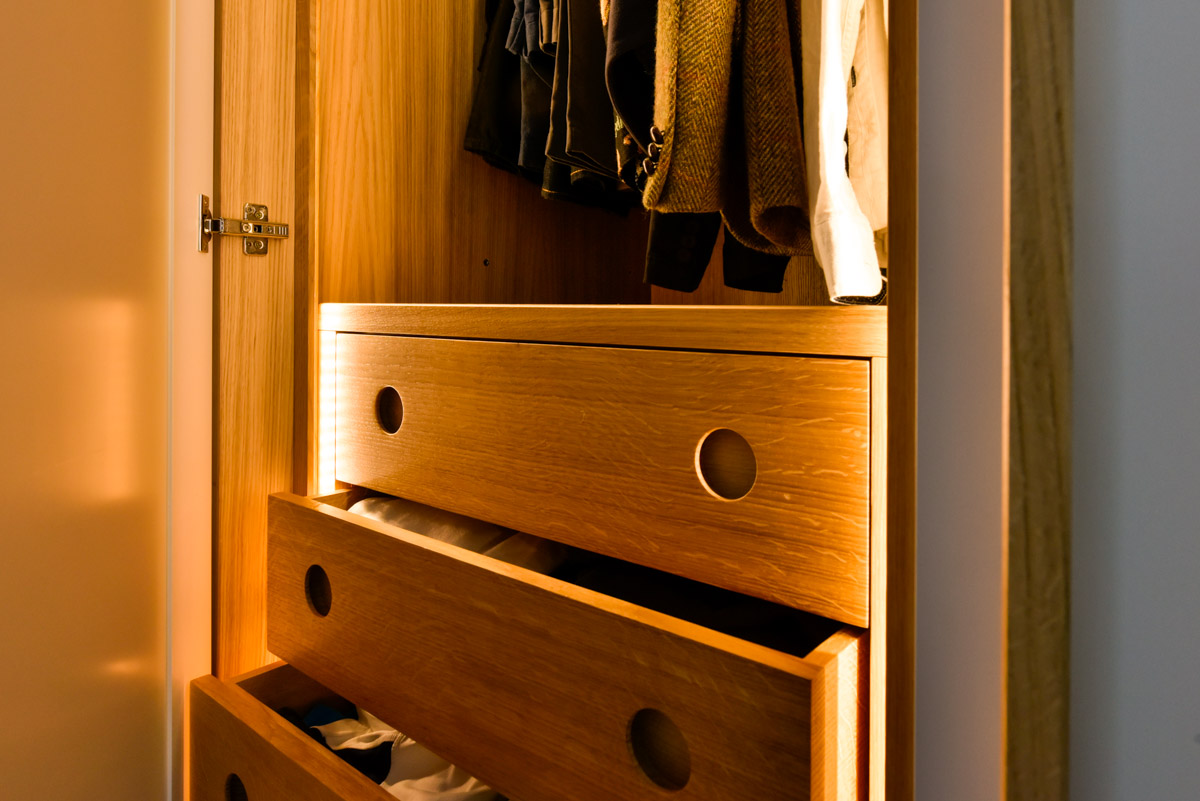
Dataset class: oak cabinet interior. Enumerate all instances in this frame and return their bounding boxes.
[202,1,916,800]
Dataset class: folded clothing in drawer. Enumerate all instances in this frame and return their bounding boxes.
[283,699,502,801]
[349,494,840,658]
[268,490,866,801]
[350,496,570,576]
[193,663,509,801]
[191,664,395,801]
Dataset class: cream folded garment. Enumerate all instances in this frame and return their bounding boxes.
[312,709,498,801]
[350,496,569,574]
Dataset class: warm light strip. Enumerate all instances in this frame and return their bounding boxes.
[316,329,338,493]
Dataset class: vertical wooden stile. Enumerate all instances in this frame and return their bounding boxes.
[886,0,918,798]
[214,0,298,677]
[1008,0,1073,795]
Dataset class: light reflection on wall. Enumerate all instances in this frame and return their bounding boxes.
[70,298,140,504]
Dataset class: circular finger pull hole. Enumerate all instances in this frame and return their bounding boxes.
[305,564,332,617]
[225,774,248,801]
[695,428,757,500]
[629,709,691,790]
[375,386,404,434]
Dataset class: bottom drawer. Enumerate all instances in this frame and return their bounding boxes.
[268,491,868,801]
[190,663,393,801]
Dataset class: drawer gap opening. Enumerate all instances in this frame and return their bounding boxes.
[332,489,848,660]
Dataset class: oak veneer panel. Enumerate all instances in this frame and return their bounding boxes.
[268,493,865,801]
[191,670,392,801]
[317,0,649,304]
[233,661,349,713]
[296,0,318,494]
[810,631,869,801]
[868,358,888,798]
[320,303,888,357]
[885,0,917,797]
[335,334,871,623]
[1008,0,1072,795]
[215,0,297,677]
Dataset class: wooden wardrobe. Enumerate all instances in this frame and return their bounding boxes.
[190,1,919,799]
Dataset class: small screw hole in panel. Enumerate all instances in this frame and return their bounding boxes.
[225,774,248,801]
[305,564,332,617]
[375,386,404,434]
[629,708,691,791]
[695,428,757,500]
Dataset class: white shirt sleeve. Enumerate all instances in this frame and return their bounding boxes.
[802,0,886,301]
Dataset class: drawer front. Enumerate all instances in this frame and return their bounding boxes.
[268,492,864,801]
[334,334,871,625]
[190,666,393,801]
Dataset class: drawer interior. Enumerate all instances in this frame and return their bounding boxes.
[191,663,394,801]
[268,490,867,801]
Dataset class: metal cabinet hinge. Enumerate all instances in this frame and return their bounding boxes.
[197,194,290,255]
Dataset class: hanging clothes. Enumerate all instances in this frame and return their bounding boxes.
[463,0,524,175]
[603,0,785,293]
[542,0,631,210]
[847,0,888,236]
[799,0,887,301]
[638,0,812,294]
[643,0,888,302]
[466,0,633,213]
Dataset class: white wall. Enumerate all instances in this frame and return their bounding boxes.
[1073,2,1200,799]
[0,2,171,798]
[917,0,1009,799]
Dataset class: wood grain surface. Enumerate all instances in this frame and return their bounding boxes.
[886,0,918,797]
[296,0,319,494]
[232,661,351,713]
[316,0,649,305]
[268,493,865,801]
[191,670,392,801]
[868,358,889,798]
[1008,0,1073,795]
[320,303,888,357]
[810,630,869,801]
[215,0,297,677]
[335,334,872,624]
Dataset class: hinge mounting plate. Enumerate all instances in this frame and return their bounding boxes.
[197,194,290,255]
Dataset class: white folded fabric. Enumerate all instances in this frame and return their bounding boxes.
[350,496,568,575]
[312,708,498,801]
[350,497,510,553]
[383,737,498,801]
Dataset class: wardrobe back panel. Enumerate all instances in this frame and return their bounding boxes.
[317,0,649,305]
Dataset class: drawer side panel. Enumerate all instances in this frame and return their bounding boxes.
[190,674,392,801]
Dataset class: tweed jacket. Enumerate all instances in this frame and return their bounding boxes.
[646,0,888,301]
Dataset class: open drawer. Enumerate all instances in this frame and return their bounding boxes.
[266,490,867,801]
[190,662,393,801]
